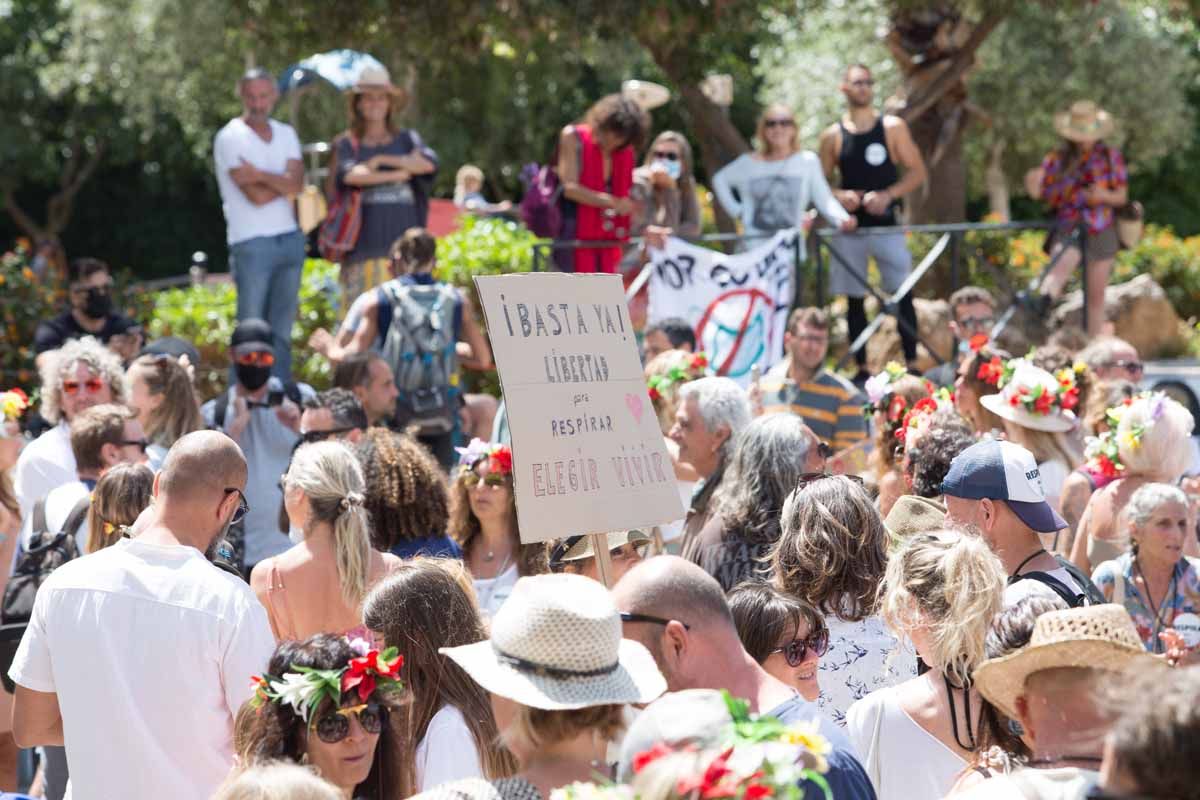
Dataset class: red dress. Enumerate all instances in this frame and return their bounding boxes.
[573,124,634,274]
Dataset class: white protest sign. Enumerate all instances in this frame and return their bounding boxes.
[646,229,799,384]
[1173,612,1200,649]
[475,273,685,544]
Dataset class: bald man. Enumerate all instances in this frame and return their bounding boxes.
[612,556,877,800]
[9,431,275,800]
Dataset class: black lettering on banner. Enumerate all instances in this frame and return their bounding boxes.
[546,304,563,335]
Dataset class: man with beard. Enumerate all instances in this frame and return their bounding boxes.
[214,68,305,380]
[33,258,143,369]
[201,318,314,572]
[10,431,275,800]
[819,63,926,381]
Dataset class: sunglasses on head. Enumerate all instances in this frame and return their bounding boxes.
[235,350,275,368]
[770,628,830,667]
[796,472,864,491]
[764,118,795,128]
[313,702,386,744]
[223,487,249,524]
[62,378,105,395]
[651,150,680,161]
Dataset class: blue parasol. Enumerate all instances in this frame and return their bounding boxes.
[278,49,387,94]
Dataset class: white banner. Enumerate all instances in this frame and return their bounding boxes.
[474,273,686,543]
[646,230,799,384]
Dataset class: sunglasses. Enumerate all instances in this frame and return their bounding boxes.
[223,487,250,524]
[817,442,834,461]
[796,472,864,491]
[119,439,149,453]
[770,628,830,667]
[313,702,386,744]
[619,612,691,630]
[849,79,874,87]
[764,118,795,128]
[69,281,113,294]
[299,426,359,445]
[463,471,507,489]
[651,150,680,161]
[957,315,996,331]
[235,350,275,367]
[62,378,106,395]
[1103,359,1144,374]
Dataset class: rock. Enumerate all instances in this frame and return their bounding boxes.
[1052,274,1185,357]
[863,297,955,374]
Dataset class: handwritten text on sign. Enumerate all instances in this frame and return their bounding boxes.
[476,274,685,544]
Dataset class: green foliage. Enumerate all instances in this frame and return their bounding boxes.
[0,243,60,391]
[145,259,340,400]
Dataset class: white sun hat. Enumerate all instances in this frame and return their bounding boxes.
[979,359,1078,433]
[441,573,667,710]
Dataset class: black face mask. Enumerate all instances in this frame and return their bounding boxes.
[83,287,113,319]
[236,364,271,391]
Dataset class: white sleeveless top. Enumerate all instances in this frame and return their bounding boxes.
[845,684,967,800]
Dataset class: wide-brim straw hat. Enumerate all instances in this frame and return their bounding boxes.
[979,360,1076,433]
[1054,100,1115,143]
[441,573,667,710]
[974,605,1160,722]
[349,66,408,106]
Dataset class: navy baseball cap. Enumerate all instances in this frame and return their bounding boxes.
[941,439,1067,534]
[231,318,274,356]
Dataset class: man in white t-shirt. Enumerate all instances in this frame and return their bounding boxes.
[13,338,126,520]
[941,439,1092,606]
[9,431,275,800]
[214,68,305,379]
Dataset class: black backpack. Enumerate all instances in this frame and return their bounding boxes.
[1008,554,1107,609]
[0,497,88,692]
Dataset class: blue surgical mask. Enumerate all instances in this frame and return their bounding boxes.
[655,159,682,180]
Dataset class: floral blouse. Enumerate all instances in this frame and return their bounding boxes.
[1092,553,1200,653]
[818,613,916,726]
[1039,142,1127,235]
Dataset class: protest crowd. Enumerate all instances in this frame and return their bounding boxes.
[2,61,1200,800]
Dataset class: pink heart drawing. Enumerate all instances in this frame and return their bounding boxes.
[625,393,644,425]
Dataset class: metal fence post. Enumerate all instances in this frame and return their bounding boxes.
[950,232,961,291]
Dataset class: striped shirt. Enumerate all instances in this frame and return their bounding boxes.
[760,369,867,449]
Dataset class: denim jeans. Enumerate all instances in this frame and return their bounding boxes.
[230,230,305,379]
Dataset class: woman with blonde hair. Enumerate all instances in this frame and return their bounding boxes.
[126,353,202,470]
[454,164,511,215]
[846,529,1006,799]
[1070,393,1195,574]
[712,103,855,252]
[250,441,399,640]
[213,762,341,800]
[86,462,154,552]
[769,474,915,723]
[363,558,517,794]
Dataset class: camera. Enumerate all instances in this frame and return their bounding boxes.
[266,389,285,407]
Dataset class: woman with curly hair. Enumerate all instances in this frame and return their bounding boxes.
[769,475,914,724]
[862,366,929,517]
[126,353,202,470]
[236,634,405,799]
[250,441,399,641]
[354,428,456,558]
[363,558,517,792]
[449,439,548,619]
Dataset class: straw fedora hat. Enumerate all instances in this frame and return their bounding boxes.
[441,573,667,710]
[883,495,946,546]
[974,605,1160,722]
[349,66,408,105]
[1054,100,1115,143]
[551,529,652,567]
[980,360,1076,434]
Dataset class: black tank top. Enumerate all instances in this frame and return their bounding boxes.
[838,116,899,227]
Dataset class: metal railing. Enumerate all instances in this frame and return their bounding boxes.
[532,219,1090,368]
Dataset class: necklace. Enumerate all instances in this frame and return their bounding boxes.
[1027,755,1103,768]
[944,674,977,751]
[1132,557,1178,653]
[1011,547,1048,579]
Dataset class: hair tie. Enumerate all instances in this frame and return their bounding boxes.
[339,493,364,513]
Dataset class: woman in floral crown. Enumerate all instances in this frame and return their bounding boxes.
[977,358,1083,551]
[1070,393,1195,574]
[238,633,406,799]
[862,363,928,517]
[449,439,548,619]
[953,339,1010,436]
[0,386,28,791]
[644,349,708,546]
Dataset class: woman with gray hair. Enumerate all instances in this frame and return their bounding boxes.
[1091,482,1200,654]
[250,440,399,641]
[673,377,751,553]
[769,475,915,724]
[689,414,824,590]
[13,336,126,518]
